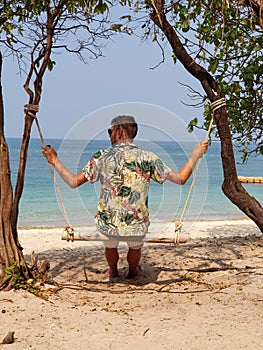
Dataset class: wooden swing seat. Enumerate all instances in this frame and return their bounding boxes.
[61,222,189,244]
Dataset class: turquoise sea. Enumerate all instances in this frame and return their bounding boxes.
[7,138,263,227]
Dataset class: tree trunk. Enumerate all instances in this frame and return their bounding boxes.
[0,53,31,290]
[0,136,30,289]
[11,115,35,242]
[150,1,263,232]
[247,0,263,28]
[0,8,53,289]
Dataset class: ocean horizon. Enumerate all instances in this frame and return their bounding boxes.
[7,137,263,227]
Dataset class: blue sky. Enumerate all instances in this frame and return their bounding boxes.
[3,33,207,142]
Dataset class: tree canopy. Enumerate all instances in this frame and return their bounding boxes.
[117,0,263,161]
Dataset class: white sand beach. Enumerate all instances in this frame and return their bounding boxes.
[1,218,263,349]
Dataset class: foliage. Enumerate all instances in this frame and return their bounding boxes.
[4,261,36,293]
[185,1,263,160]
[117,1,263,160]
[0,0,114,69]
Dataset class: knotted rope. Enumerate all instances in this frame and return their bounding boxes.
[24,104,75,242]
[174,97,226,244]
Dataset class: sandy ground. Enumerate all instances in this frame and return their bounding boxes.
[1,219,263,349]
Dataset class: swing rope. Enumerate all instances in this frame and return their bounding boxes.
[24,104,75,242]
[174,97,226,244]
[25,98,226,245]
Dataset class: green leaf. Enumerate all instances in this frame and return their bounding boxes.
[208,58,219,74]
[47,59,56,71]
[120,15,131,21]
[181,18,189,32]
[172,53,177,64]
[94,2,108,14]
[187,118,198,133]
[110,24,122,32]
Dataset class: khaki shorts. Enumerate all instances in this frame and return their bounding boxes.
[103,237,144,250]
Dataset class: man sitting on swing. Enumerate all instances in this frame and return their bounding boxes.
[42,115,208,279]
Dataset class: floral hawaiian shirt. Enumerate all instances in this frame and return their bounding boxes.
[82,143,171,237]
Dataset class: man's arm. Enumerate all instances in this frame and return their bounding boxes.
[166,141,209,185]
[42,145,87,188]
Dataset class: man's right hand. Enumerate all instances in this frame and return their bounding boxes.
[192,140,209,159]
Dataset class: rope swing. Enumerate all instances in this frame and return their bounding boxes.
[25,98,226,245]
[24,104,76,242]
[173,97,226,244]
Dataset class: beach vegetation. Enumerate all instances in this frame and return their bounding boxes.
[4,261,35,293]
[4,258,52,296]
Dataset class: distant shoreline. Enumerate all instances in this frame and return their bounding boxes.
[17,216,254,231]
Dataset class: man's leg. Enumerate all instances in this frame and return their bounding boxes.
[126,247,141,279]
[105,247,119,278]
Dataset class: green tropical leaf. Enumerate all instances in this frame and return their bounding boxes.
[118,186,131,197]
[94,1,108,14]
[121,213,134,225]
[187,118,198,133]
[110,24,122,32]
[128,191,140,204]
